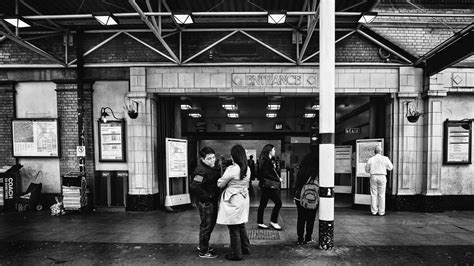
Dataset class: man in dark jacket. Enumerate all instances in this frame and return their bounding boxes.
[190,147,221,259]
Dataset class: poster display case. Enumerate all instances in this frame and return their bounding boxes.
[443,120,472,164]
[12,119,59,157]
[98,121,126,162]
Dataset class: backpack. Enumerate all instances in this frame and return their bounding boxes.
[300,176,319,209]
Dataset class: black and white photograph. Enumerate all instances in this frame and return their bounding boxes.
[0,0,473,264]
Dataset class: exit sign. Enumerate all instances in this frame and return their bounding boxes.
[345,128,360,134]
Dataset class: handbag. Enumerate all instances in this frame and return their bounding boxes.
[262,178,281,189]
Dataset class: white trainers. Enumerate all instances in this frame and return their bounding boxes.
[257,223,269,229]
[269,222,282,230]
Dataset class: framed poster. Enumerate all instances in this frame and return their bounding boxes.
[98,121,126,162]
[12,119,59,157]
[335,146,352,174]
[443,120,472,164]
[165,138,188,178]
[356,139,384,177]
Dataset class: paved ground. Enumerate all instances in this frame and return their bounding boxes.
[0,207,473,264]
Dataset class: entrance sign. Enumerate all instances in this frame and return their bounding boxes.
[231,73,317,87]
[345,128,360,134]
[98,121,125,162]
[355,139,384,205]
[12,119,59,157]
[165,138,190,209]
[443,120,472,164]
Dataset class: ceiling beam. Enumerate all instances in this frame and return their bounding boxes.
[129,0,179,64]
[239,30,296,64]
[183,30,238,64]
[68,31,123,65]
[0,30,66,66]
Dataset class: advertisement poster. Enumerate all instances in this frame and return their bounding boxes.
[335,146,352,174]
[446,125,470,163]
[166,138,188,178]
[12,119,59,157]
[99,121,125,161]
[356,139,383,177]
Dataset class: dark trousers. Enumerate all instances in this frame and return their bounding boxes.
[295,200,318,242]
[227,223,251,259]
[257,187,282,224]
[197,201,217,252]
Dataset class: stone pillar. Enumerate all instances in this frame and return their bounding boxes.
[420,73,446,210]
[126,67,159,211]
[390,67,425,210]
[0,81,17,166]
[318,0,335,250]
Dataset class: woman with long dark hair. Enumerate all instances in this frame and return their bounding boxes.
[256,144,282,230]
[216,144,251,261]
[293,147,320,244]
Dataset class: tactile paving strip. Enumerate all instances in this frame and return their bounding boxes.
[247,229,281,240]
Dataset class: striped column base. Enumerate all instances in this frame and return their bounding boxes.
[318,220,334,250]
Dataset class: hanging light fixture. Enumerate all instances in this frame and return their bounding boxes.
[188,110,202,118]
[358,12,378,24]
[266,112,278,118]
[227,111,239,119]
[2,15,31,28]
[267,10,287,24]
[303,112,316,119]
[172,11,194,25]
[99,107,121,123]
[93,12,119,26]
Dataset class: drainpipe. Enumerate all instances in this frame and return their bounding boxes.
[76,29,85,175]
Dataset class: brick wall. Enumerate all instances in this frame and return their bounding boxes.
[0,83,16,166]
[56,83,79,174]
[55,82,95,184]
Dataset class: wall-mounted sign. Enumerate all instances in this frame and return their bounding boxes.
[232,73,319,87]
[335,146,352,174]
[443,120,472,164]
[345,128,361,134]
[12,119,59,157]
[356,139,384,177]
[98,121,126,162]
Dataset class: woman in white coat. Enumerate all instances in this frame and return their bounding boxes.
[216,144,251,261]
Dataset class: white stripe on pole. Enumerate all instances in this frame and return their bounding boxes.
[319,144,335,187]
[319,198,335,220]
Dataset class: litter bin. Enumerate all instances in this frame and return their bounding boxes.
[0,165,22,211]
[94,171,128,208]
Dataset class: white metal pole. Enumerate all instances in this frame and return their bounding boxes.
[318,0,335,250]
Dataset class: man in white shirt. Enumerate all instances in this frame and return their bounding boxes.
[365,146,393,216]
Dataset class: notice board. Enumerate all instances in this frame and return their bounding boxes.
[12,119,59,157]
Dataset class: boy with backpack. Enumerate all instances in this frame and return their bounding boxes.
[293,149,320,245]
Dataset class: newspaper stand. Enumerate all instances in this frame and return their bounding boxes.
[62,172,87,211]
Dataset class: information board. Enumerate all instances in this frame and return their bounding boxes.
[166,138,188,178]
[12,119,59,157]
[356,139,384,177]
[444,120,472,164]
[98,121,125,162]
[335,146,352,174]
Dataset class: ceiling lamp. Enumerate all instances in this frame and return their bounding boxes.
[358,12,377,24]
[93,12,119,26]
[304,113,316,119]
[222,101,237,110]
[172,11,194,25]
[311,104,320,110]
[266,112,277,118]
[188,110,201,118]
[268,11,286,24]
[267,102,281,111]
[180,104,192,110]
[3,16,31,28]
[227,111,239,119]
